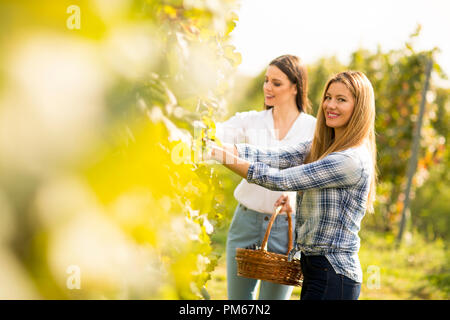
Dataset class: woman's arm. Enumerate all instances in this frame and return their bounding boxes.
[234,140,312,169]
[245,152,364,192]
[209,143,363,192]
[209,143,251,179]
[208,140,312,178]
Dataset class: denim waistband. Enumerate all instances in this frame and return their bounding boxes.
[287,242,357,261]
[239,203,291,216]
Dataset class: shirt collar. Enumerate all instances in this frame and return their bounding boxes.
[265,108,303,141]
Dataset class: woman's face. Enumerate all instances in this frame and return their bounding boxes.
[263,65,297,107]
[322,81,355,131]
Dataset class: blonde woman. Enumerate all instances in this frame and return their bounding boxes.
[214,55,316,300]
[208,71,377,300]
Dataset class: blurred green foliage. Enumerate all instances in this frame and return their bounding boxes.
[409,86,450,242]
[0,0,240,299]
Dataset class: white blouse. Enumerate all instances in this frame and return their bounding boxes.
[215,108,316,214]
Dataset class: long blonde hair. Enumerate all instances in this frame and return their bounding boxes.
[305,71,377,212]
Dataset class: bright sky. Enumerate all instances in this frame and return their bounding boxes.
[230,0,450,85]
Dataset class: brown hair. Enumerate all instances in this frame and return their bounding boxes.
[264,55,311,114]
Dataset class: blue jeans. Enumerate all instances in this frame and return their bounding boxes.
[300,255,361,300]
[226,203,295,300]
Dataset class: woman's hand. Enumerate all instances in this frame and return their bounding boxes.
[205,140,238,163]
[204,140,225,162]
[274,194,293,215]
[203,140,250,179]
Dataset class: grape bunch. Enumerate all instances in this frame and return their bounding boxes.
[193,108,222,163]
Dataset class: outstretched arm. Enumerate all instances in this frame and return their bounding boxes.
[209,140,312,170]
[235,140,311,169]
[209,142,363,191]
[246,152,364,191]
[209,142,251,179]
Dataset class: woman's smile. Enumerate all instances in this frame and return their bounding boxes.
[265,94,275,101]
[326,111,340,119]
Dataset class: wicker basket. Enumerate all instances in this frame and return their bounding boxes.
[235,207,303,286]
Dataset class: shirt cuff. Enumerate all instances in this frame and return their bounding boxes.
[234,143,247,159]
[246,161,268,184]
[246,162,256,182]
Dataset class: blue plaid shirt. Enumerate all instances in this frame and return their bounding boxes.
[235,140,373,283]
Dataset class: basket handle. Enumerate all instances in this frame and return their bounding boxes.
[260,205,293,255]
